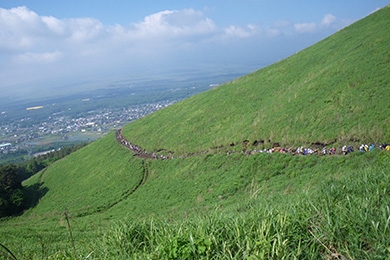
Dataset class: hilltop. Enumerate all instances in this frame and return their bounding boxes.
[1,6,390,260]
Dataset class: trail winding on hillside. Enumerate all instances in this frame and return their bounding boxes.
[116,129,389,160]
[94,160,149,214]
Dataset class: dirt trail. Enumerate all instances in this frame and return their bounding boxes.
[99,160,148,211]
[115,128,374,159]
[72,160,149,217]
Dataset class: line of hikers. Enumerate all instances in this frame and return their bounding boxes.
[116,129,390,160]
[236,146,339,156]
[116,129,177,160]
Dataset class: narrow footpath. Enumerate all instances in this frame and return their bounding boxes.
[116,129,390,160]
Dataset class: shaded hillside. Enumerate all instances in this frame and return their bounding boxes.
[123,6,390,154]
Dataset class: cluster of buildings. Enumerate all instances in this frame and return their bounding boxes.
[0,100,176,155]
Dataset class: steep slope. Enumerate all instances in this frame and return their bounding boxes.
[5,141,390,259]
[123,6,390,154]
[21,132,144,216]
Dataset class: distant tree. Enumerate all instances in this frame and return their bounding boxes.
[26,160,39,174]
[25,159,45,175]
[0,164,25,217]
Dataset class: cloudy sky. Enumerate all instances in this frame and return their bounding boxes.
[0,0,388,101]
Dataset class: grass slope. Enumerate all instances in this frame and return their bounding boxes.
[100,155,390,259]
[21,131,144,217]
[2,148,390,259]
[123,6,390,154]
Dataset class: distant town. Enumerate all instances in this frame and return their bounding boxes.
[0,100,177,159]
[0,73,236,164]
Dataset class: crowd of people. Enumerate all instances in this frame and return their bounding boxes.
[116,129,180,160]
[380,144,390,151]
[116,129,390,160]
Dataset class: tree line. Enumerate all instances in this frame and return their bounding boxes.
[0,142,89,218]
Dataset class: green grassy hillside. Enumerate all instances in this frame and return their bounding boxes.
[1,6,390,260]
[22,132,144,217]
[123,6,390,154]
[3,147,390,259]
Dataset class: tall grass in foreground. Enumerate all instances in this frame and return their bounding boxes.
[3,151,389,259]
[99,164,390,259]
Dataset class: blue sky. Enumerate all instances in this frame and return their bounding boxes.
[0,0,388,100]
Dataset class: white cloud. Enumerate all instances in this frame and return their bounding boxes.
[0,6,108,53]
[0,6,259,56]
[0,6,343,60]
[0,6,353,99]
[294,13,338,33]
[320,14,336,26]
[0,6,40,32]
[13,51,62,64]
[224,24,258,38]
[67,17,104,42]
[265,28,280,37]
[41,16,66,35]
[131,8,216,39]
[0,6,41,50]
[294,22,318,33]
